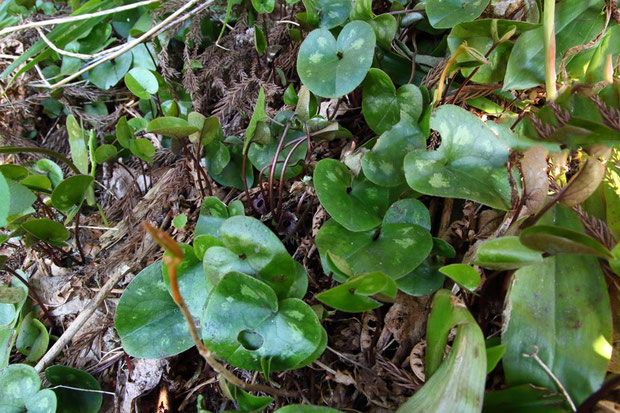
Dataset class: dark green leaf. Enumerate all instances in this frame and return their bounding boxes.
[45,366,102,413]
[316,272,397,312]
[202,271,324,371]
[147,117,199,139]
[124,67,158,99]
[115,261,193,358]
[0,364,56,413]
[519,225,614,259]
[475,236,544,270]
[297,21,376,98]
[438,264,480,291]
[51,175,93,212]
[314,159,389,231]
[21,218,70,247]
[426,0,491,29]
[404,105,512,210]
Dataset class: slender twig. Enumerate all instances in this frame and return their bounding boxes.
[523,345,576,411]
[268,122,292,217]
[142,223,297,398]
[0,0,160,36]
[4,267,55,325]
[48,0,208,89]
[275,137,306,221]
[34,266,132,372]
[36,27,92,59]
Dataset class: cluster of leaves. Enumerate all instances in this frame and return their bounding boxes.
[1,0,619,411]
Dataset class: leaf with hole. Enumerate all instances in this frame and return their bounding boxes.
[114,261,194,359]
[404,105,512,210]
[51,175,93,212]
[316,218,433,281]
[297,20,376,98]
[0,364,56,413]
[202,271,325,371]
[124,67,158,99]
[315,272,397,312]
[45,366,102,413]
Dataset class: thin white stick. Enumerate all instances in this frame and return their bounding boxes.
[48,385,117,398]
[34,266,132,373]
[49,0,208,89]
[36,27,93,59]
[523,345,577,412]
[0,0,161,36]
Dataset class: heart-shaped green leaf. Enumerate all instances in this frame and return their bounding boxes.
[404,105,512,210]
[362,112,426,187]
[213,216,297,298]
[368,14,398,50]
[0,172,35,227]
[314,159,389,231]
[124,67,158,99]
[0,364,57,413]
[475,236,543,270]
[202,271,325,371]
[426,0,490,29]
[147,117,199,139]
[129,137,156,162]
[251,0,274,13]
[297,20,376,98]
[21,218,70,247]
[382,198,431,229]
[438,264,480,291]
[362,68,423,134]
[115,261,194,358]
[194,196,244,239]
[519,225,614,259]
[45,366,102,413]
[316,219,433,280]
[316,271,397,312]
[88,51,132,90]
[51,174,93,212]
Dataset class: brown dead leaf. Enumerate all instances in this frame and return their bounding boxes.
[408,341,426,383]
[520,145,549,213]
[361,311,379,354]
[120,358,169,412]
[559,157,606,207]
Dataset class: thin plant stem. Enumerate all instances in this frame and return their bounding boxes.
[523,346,576,411]
[0,146,80,174]
[48,0,209,89]
[450,42,500,104]
[142,223,297,398]
[74,205,86,264]
[268,122,292,217]
[544,0,557,102]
